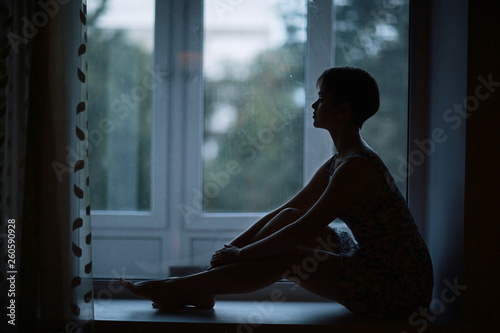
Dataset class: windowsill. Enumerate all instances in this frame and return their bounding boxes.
[94,299,399,333]
[93,289,451,333]
[94,281,460,332]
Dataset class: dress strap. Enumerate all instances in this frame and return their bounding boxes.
[327,154,338,178]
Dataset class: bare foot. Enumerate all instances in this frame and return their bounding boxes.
[157,279,215,310]
[120,278,166,306]
[120,278,215,311]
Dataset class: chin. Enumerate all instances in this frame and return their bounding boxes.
[313,120,323,129]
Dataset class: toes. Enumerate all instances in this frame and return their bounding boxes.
[119,278,133,290]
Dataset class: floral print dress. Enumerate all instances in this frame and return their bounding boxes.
[328,152,433,319]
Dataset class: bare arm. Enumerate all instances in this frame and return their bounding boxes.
[228,158,332,248]
[235,158,375,260]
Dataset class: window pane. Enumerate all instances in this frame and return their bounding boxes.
[203,0,307,212]
[87,0,155,211]
[334,0,410,195]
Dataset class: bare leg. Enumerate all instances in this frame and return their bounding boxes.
[122,246,344,310]
[247,208,305,244]
[248,208,339,251]
[121,208,343,309]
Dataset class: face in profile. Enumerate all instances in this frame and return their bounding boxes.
[311,87,350,131]
[312,88,332,129]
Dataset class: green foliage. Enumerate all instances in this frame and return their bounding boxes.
[203,42,306,212]
[204,0,410,211]
[86,0,409,213]
[334,0,410,192]
[87,25,152,210]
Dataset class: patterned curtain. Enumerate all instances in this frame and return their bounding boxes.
[1,1,93,332]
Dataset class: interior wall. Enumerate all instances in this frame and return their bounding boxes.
[422,0,468,318]
[419,0,500,327]
[462,0,500,326]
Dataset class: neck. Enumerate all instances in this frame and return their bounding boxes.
[329,126,365,158]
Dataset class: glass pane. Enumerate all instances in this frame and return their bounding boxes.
[203,0,307,212]
[87,0,155,211]
[334,0,409,195]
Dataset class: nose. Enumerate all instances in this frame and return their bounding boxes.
[312,100,318,110]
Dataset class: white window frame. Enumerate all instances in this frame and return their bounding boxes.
[172,0,335,231]
[91,0,357,278]
[91,1,168,231]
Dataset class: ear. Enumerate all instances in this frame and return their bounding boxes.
[337,102,352,119]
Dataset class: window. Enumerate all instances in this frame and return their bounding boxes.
[89,0,409,280]
[201,0,306,213]
[88,0,156,212]
[333,0,409,188]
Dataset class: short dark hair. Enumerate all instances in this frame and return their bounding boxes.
[316,67,380,128]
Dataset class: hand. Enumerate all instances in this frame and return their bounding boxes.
[209,244,241,269]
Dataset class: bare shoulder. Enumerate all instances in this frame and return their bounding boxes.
[303,157,379,224]
[331,153,387,195]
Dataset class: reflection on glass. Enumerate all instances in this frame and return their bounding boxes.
[203,0,307,212]
[87,0,155,211]
[334,0,410,195]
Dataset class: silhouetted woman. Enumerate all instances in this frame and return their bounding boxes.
[121,66,433,319]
